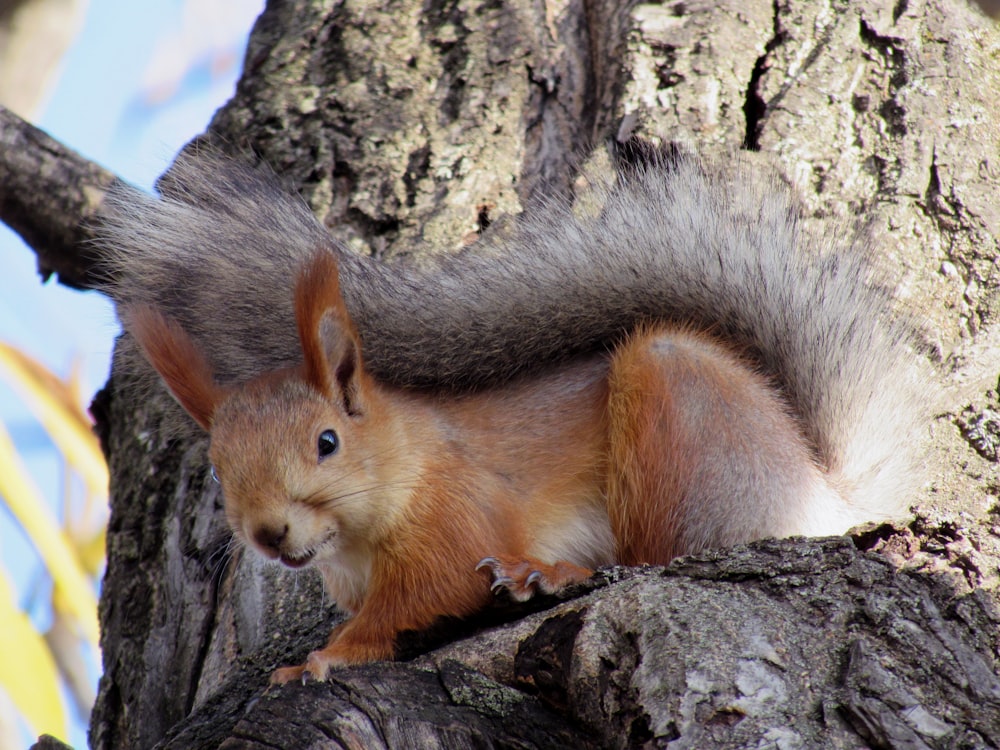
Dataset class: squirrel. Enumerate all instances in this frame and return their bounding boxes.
[100,139,929,683]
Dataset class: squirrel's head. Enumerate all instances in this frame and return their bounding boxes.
[125,253,406,581]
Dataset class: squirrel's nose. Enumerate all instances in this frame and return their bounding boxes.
[252,523,289,556]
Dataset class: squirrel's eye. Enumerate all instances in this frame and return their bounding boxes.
[210,465,220,483]
[318,429,339,461]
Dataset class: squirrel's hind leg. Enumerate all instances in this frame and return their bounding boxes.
[605,324,843,564]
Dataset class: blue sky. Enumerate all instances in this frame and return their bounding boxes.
[0,0,263,744]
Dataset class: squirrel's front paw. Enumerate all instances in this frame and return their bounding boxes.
[269,649,341,685]
[476,555,593,602]
[270,664,308,685]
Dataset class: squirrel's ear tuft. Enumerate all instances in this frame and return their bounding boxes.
[122,306,224,431]
[294,252,369,415]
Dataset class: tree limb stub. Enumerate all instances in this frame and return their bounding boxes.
[0,104,119,290]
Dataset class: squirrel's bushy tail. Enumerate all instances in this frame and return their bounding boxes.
[100,144,929,520]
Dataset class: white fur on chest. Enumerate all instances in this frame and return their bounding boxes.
[315,546,373,614]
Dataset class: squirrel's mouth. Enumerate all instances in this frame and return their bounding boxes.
[279,550,315,569]
[274,530,336,568]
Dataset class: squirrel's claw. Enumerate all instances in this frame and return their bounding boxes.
[475,556,500,572]
[476,555,593,602]
[269,648,339,685]
[490,577,516,595]
[477,557,519,595]
[269,664,307,686]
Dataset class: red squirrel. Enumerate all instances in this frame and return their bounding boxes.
[103,141,928,683]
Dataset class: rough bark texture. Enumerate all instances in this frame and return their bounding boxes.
[7,0,1000,747]
[0,105,118,289]
[135,533,1000,750]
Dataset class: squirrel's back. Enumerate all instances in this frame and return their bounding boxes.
[100,142,930,522]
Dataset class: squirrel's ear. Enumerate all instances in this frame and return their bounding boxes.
[295,252,369,415]
[123,306,224,431]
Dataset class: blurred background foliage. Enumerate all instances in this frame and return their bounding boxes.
[0,345,105,745]
[0,0,261,745]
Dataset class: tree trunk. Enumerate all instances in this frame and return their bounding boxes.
[13,0,1000,747]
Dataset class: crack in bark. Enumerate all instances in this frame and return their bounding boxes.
[184,530,239,716]
[743,0,783,151]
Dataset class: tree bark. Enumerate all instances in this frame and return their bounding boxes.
[5,0,999,747]
[145,534,1000,749]
[0,105,117,289]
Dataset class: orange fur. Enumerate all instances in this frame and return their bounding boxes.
[295,252,369,411]
[272,478,506,681]
[124,306,227,429]
[136,253,846,683]
[607,325,833,562]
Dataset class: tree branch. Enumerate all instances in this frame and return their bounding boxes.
[0,104,120,290]
[146,531,1000,749]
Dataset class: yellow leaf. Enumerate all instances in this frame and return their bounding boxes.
[0,343,108,501]
[0,570,67,740]
[0,421,98,645]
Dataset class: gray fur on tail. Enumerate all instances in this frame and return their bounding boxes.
[99,144,930,520]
